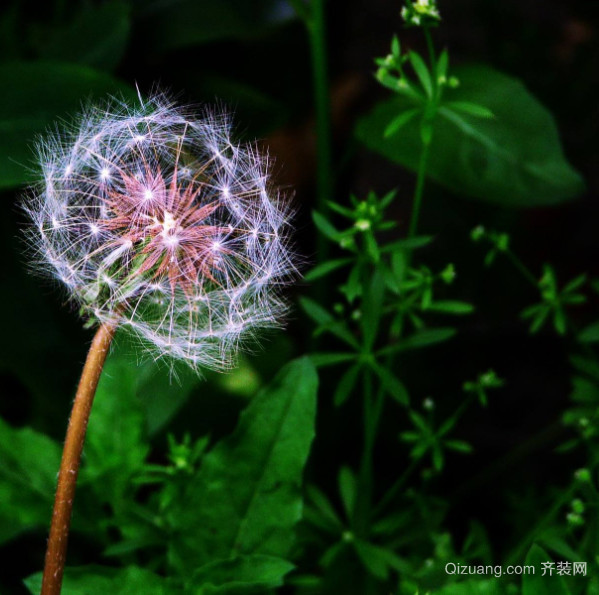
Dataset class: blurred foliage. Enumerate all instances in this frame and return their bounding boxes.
[0,0,598,594]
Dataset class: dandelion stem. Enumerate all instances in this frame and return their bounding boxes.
[41,320,117,595]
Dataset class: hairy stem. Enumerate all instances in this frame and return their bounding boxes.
[41,321,117,595]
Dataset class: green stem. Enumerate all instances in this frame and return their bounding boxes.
[407,26,436,240]
[408,135,432,240]
[423,26,437,78]
[505,249,538,287]
[306,0,333,257]
[356,368,375,535]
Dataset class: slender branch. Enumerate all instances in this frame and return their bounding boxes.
[41,320,117,595]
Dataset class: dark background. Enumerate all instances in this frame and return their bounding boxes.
[0,0,597,592]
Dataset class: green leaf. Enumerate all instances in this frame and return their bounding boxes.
[334,363,361,406]
[445,439,473,454]
[378,327,456,355]
[24,565,172,595]
[304,258,353,281]
[380,235,434,253]
[299,297,360,348]
[189,555,294,594]
[362,269,385,350]
[445,101,494,119]
[312,211,342,242]
[436,49,449,82]
[338,466,357,519]
[370,362,409,405]
[357,64,585,207]
[305,485,343,532]
[308,352,356,368]
[426,300,475,315]
[171,358,318,569]
[79,349,149,505]
[523,544,572,595]
[0,61,135,189]
[36,1,130,71]
[353,540,389,580]
[0,419,60,544]
[562,273,586,294]
[408,51,433,97]
[579,321,599,343]
[384,107,420,138]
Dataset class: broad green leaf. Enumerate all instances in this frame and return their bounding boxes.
[189,554,294,594]
[79,349,149,506]
[36,1,130,71]
[0,61,135,189]
[139,0,296,52]
[171,358,318,569]
[0,419,60,544]
[523,544,572,595]
[24,565,172,595]
[357,65,585,207]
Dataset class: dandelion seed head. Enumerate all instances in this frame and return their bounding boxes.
[23,92,297,372]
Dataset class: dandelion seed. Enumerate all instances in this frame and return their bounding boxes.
[24,92,297,371]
